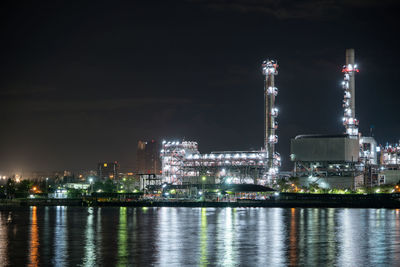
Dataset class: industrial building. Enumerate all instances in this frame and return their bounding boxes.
[160,140,275,185]
[289,49,390,189]
[161,60,281,186]
[136,140,161,175]
[97,161,119,180]
[291,134,362,189]
[377,143,400,185]
[160,49,399,190]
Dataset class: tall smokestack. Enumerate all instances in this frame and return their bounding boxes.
[262,60,280,184]
[342,49,359,138]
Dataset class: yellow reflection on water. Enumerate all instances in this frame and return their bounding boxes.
[117,207,128,267]
[289,208,297,266]
[29,206,39,267]
[200,208,208,267]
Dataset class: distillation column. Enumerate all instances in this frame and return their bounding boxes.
[342,48,359,138]
[262,60,280,184]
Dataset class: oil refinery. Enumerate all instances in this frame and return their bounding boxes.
[160,59,281,187]
[160,49,400,190]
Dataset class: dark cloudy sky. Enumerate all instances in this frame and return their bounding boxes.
[1,0,399,172]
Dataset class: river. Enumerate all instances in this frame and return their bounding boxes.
[1,207,399,266]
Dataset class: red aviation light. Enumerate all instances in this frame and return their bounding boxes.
[342,66,359,73]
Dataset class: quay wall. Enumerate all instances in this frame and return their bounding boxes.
[1,194,400,208]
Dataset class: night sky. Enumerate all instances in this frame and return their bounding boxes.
[1,0,399,173]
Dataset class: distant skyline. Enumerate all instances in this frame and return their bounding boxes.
[1,1,399,172]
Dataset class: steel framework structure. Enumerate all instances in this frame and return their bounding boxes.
[183,151,275,184]
[160,141,199,184]
[262,59,280,184]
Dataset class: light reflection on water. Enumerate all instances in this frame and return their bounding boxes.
[289,208,297,266]
[1,207,400,266]
[29,206,39,267]
[199,208,208,266]
[82,207,96,267]
[221,207,235,266]
[117,207,127,266]
[53,206,67,267]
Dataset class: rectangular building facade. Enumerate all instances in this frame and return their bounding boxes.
[136,140,161,175]
[97,162,119,180]
[290,135,360,189]
[291,135,359,162]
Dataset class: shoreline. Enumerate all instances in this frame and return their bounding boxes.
[1,195,400,209]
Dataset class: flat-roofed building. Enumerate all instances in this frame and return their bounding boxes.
[291,134,361,189]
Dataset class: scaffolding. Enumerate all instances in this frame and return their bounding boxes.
[184,151,273,184]
[160,139,283,185]
[380,143,400,167]
[160,141,199,184]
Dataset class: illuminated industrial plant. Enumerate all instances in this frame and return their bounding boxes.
[290,49,400,189]
[161,49,400,189]
[290,49,366,189]
[160,60,282,186]
[161,141,273,185]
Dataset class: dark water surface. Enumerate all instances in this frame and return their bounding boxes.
[1,207,400,266]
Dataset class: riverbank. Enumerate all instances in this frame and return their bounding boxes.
[1,193,400,208]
